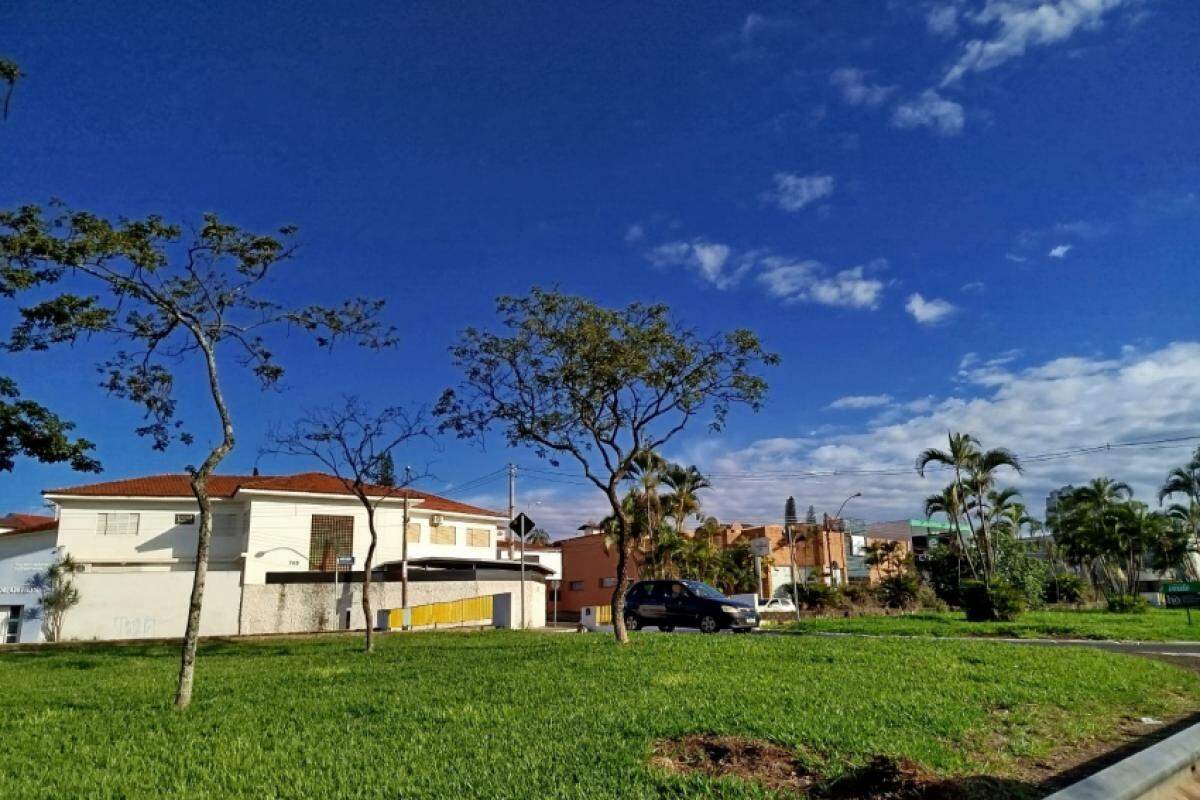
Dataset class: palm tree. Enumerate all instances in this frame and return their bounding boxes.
[916,432,1021,582]
[661,463,710,534]
[1159,447,1200,568]
[1054,478,1133,598]
[526,527,552,546]
[924,483,977,579]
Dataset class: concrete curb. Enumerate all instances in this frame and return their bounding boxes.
[1044,720,1200,799]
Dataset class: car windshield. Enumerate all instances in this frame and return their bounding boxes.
[682,581,728,601]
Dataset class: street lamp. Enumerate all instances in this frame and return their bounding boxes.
[830,492,862,586]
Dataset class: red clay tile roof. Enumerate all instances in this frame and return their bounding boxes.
[45,472,501,517]
[0,513,57,536]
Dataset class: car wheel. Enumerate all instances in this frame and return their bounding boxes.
[657,624,675,633]
[624,614,641,632]
[699,615,720,634]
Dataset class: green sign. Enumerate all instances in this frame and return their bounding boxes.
[908,519,954,531]
[1164,582,1200,609]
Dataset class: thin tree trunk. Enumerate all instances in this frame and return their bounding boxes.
[175,335,234,711]
[609,487,630,645]
[361,498,378,653]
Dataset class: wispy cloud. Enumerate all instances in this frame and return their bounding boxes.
[758,258,886,309]
[830,68,897,107]
[763,172,835,212]
[1048,243,1073,258]
[891,90,965,135]
[645,239,751,289]
[905,293,958,325]
[927,3,962,37]
[623,223,645,244]
[942,0,1133,86]
[829,394,893,410]
[961,281,986,293]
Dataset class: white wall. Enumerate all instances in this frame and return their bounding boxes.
[495,547,562,581]
[240,578,545,634]
[60,568,242,640]
[53,499,248,567]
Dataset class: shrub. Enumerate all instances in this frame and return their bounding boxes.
[843,582,881,609]
[776,582,844,612]
[1042,573,1086,605]
[1106,595,1150,614]
[961,580,1026,622]
[878,572,920,609]
[916,584,949,612]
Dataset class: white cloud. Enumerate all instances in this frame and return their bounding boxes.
[645,239,750,289]
[830,68,897,107]
[758,259,885,309]
[905,293,958,325]
[961,281,986,293]
[829,394,894,410]
[942,0,1131,86]
[1005,252,1028,263]
[927,4,961,37]
[624,223,645,244]
[764,172,835,212]
[1049,243,1073,258]
[679,342,1200,525]
[891,90,965,135]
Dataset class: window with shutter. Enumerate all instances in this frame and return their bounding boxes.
[466,527,491,548]
[430,525,456,546]
[309,515,353,570]
[405,523,421,543]
[96,513,140,536]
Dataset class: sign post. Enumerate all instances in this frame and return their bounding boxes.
[509,512,536,629]
[1164,581,1200,625]
[333,555,355,629]
[750,537,770,601]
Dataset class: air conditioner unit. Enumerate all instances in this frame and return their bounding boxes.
[430,514,444,527]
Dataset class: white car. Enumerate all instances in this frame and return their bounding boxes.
[758,597,796,613]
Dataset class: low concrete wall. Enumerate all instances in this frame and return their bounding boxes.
[240,578,545,635]
[62,569,242,641]
[1046,720,1200,800]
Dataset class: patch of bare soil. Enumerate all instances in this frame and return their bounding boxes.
[651,734,816,793]
[651,737,1035,799]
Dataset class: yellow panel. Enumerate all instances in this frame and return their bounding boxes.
[595,604,612,624]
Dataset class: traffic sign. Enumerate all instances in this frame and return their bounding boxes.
[750,537,771,557]
[336,556,355,567]
[1164,582,1200,607]
[509,512,536,538]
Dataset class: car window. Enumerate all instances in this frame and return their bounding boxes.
[682,581,728,601]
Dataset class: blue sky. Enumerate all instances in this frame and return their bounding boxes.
[2,1,1198,533]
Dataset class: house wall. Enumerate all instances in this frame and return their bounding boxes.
[53,498,249,568]
[0,530,57,644]
[59,568,243,641]
[727,523,849,593]
[241,494,502,585]
[239,578,545,634]
[557,534,644,614]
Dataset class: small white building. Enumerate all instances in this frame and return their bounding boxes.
[3,472,547,643]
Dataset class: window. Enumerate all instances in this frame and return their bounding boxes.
[96,513,140,536]
[212,513,243,537]
[466,527,491,548]
[569,580,584,591]
[309,515,353,571]
[174,513,196,525]
[430,525,456,546]
[600,576,618,588]
[405,523,421,543]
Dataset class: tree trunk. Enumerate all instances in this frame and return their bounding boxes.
[361,499,378,653]
[175,334,234,711]
[608,488,630,645]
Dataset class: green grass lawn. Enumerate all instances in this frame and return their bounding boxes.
[1,631,1198,798]
[784,607,1200,642]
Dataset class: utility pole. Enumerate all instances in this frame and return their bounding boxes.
[508,463,526,630]
[401,465,413,617]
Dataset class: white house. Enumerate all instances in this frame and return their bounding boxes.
[1,472,547,643]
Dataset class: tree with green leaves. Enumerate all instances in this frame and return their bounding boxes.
[0,58,100,477]
[265,397,428,652]
[1160,446,1200,556]
[34,554,82,642]
[526,527,552,546]
[437,288,777,643]
[1,206,395,706]
[374,451,398,488]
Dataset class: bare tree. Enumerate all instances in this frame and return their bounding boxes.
[266,397,429,651]
[1,206,395,708]
[438,288,777,644]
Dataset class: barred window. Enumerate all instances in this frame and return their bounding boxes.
[600,576,617,589]
[213,513,243,537]
[405,522,421,543]
[97,513,139,536]
[309,515,353,571]
[430,525,456,546]
[174,513,196,525]
[466,527,491,548]
[569,580,584,591]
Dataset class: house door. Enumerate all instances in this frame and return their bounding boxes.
[0,606,16,644]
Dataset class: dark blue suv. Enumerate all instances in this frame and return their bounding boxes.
[623,579,758,633]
